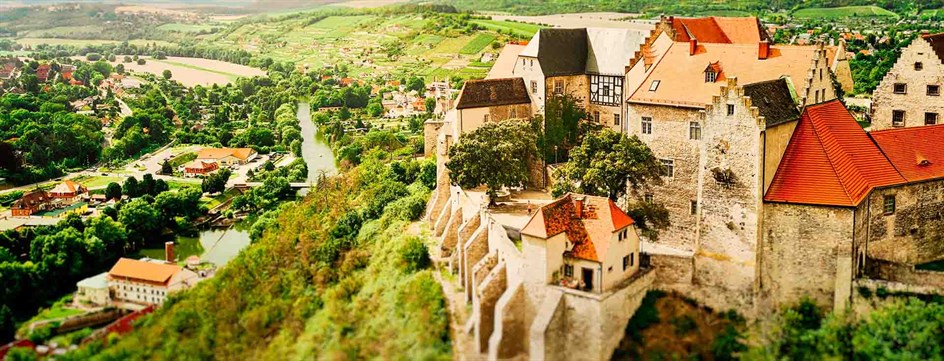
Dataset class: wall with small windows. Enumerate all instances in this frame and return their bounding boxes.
[865,179,944,266]
[624,103,703,253]
[513,55,546,113]
[871,37,944,131]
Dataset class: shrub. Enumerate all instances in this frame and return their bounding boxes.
[385,194,427,221]
[401,236,430,272]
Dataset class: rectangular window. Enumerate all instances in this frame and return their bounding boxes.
[644,193,653,203]
[510,108,517,118]
[925,112,938,125]
[529,59,533,67]
[915,62,924,71]
[690,200,698,215]
[705,72,717,83]
[641,117,652,134]
[894,83,907,94]
[530,80,537,94]
[689,121,701,140]
[564,264,573,278]
[726,104,735,116]
[630,253,635,266]
[892,110,905,127]
[883,195,896,215]
[819,68,823,81]
[623,256,629,271]
[649,80,660,92]
[587,75,624,105]
[593,111,601,123]
[928,85,940,96]
[661,159,675,178]
[554,80,564,95]
[614,114,621,126]
[483,114,490,123]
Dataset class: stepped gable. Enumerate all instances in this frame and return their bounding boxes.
[764,100,906,206]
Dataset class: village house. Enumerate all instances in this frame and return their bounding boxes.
[870,32,944,130]
[108,256,198,308]
[183,160,220,177]
[454,77,532,134]
[48,180,88,201]
[196,147,257,167]
[10,190,52,217]
[75,272,110,306]
[35,64,52,82]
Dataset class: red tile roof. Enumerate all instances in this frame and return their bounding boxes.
[108,258,182,285]
[870,124,944,183]
[765,100,906,206]
[670,16,769,44]
[521,193,634,262]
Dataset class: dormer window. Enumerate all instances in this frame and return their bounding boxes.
[649,80,660,92]
[704,62,721,83]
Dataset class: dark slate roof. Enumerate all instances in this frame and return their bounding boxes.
[743,78,800,127]
[455,78,531,110]
[537,28,588,77]
[923,33,944,64]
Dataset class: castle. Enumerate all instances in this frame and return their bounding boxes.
[425,17,944,360]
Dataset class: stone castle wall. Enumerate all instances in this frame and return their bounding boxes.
[866,179,944,266]
[871,38,944,130]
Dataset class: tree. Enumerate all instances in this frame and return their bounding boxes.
[162,69,172,80]
[425,97,436,114]
[105,182,122,201]
[115,63,125,75]
[202,168,231,195]
[117,199,160,247]
[84,215,128,257]
[122,176,140,198]
[161,160,173,175]
[552,129,669,239]
[140,174,157,196]
[137,58,146,65]
[543,94,590,163]
[406,76,425,92]
[446,120,537,205]
[552,129,663,200]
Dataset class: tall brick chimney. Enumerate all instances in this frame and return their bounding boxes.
[689,38,698,56]
[758,40,771,60]
[574,196,585,219]
[165,241,175,264]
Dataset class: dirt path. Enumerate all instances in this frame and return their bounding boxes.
[406,221,479,361]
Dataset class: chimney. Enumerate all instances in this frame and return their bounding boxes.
[165,241,175,264]
[758,40,770,60]
[689,38,698,56]
[574,196,585,219]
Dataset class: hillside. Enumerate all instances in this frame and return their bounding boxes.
[62,149,449,360]
[436,0,943,16]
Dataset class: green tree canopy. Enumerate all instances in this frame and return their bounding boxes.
[446,119,537,204]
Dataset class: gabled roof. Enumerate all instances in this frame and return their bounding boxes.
[629,42,831,108]
[49,180,86,195]
[197,147,255,161]
[585,28,648,75]
[536,28,588,77]
[742,78,800,127]
[455,78,531,110]
[13,190,49,209]
[922,33,944,64]
[520,193,634,262]
[764,100,905,207]
[109,258,182,284]
[870,124,944,183]
[670,16,770,44]
[488,44,526,79]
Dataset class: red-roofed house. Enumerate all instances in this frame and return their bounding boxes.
[35,64,51,82]
[521,193,640,293]
[108,258,198,306]
[183,160,219,177]
[759,100,944,310]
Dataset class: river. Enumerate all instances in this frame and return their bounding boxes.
[138,102,337,266]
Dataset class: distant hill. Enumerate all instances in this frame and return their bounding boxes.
[433,0,944,16]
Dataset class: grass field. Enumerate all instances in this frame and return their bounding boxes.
[921,9,943,19]
[470,19,543,38]
[15,38,177,48]
[459,34,496,55]
[157,23,220,33]
[694,9,753,17]
[71,175,125,189]
[793,6,898,19]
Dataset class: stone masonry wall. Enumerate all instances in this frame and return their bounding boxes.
[871,38,944,130]
[695,79,765,310]
[866,179,944,265]
[625,103,703,252]
[423,120,444,157]
[759,203,854,310]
